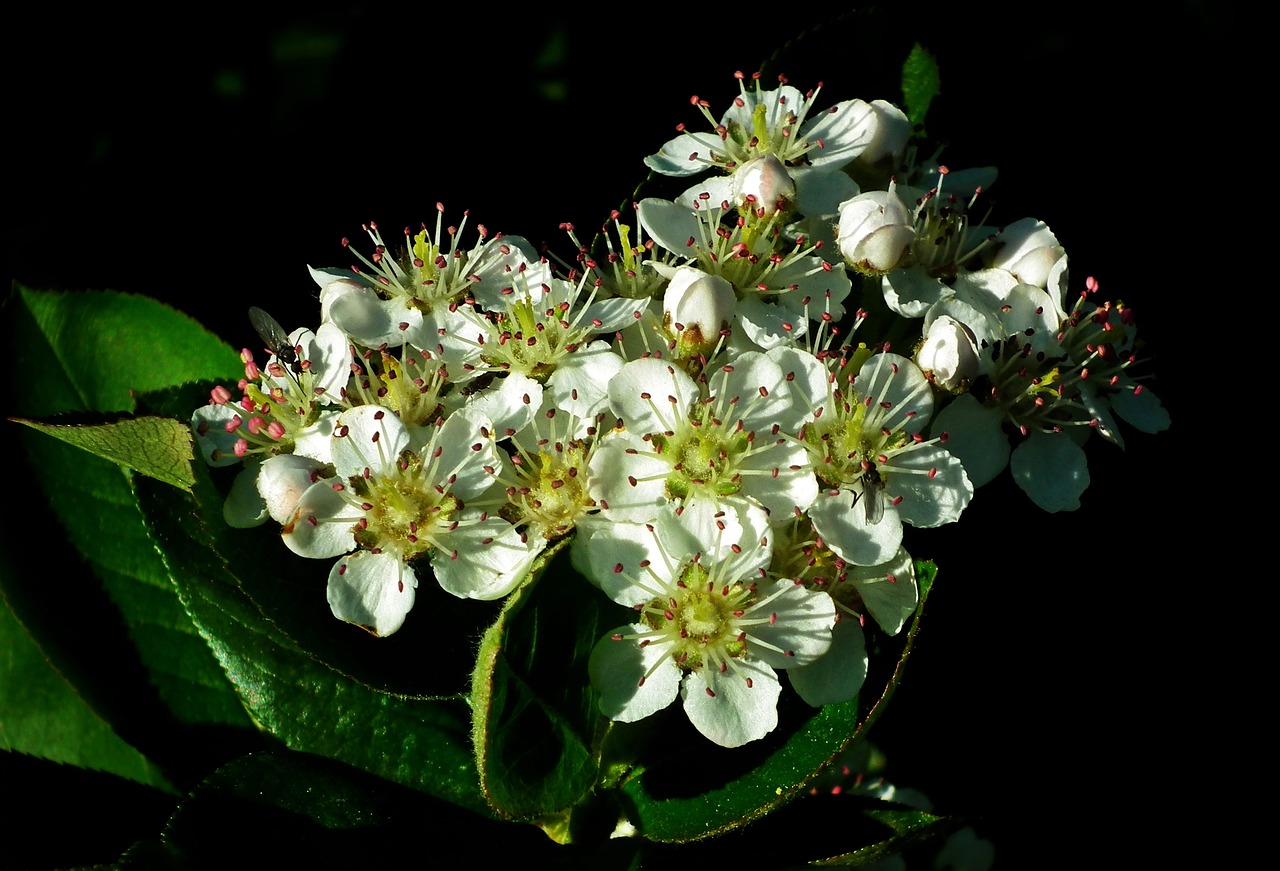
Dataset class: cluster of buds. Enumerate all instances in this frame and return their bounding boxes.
[192,72,1165,746]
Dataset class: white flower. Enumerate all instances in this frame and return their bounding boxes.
[769,515,917,706]
[191,320,348,468]
[313,210,547,360]
[583,510,835,747]
[191,316,348,528]
[644,79,901,223]
[784,350,972,566]
[637,196,852,345]
[588,354,817,550]
[466,272,643,390]
[495,396,604,542]
[280,404,531,635]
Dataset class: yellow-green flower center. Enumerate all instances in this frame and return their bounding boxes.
[353,453,457,559]
[642,562,753,671]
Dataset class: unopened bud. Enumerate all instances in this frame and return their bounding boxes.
[732,155,797,215]
[837,185,915,274]
[663,267,735,356]
[917,316,979,391]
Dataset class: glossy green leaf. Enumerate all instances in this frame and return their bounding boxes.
[13,414,197,490]
[4,285,253,729]
[0,570,176,792]
[132,453,489,815]
[618,560,938,843]
[901,43,941,134]
[7,285,243,415]
[471,541,605,825]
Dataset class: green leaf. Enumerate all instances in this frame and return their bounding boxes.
[808,807,961,867]
[132,457,491,815]
[470,541,605,827]
[0,559,176,791]
[114,751,642,870]
[618,560,938,843]
[7,285,244,415]
[901,43,941,134]
[4,285,253,730]
[13,414,197,490]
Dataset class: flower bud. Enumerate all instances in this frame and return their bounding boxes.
[663,267,736,357]
[837,185,915,274]
[917,315,979,391]
[732,154,797,215]
[851,99,912,169]
[988,218,1066,289]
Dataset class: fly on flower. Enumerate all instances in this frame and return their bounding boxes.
[248,306,303,375]
[856,463,886,525]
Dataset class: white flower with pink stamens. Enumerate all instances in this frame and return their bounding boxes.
[587,354,816,552]
[788,350,972,567]
[281,404,532,635]
[644,78,906,224]
[584,509,835,747]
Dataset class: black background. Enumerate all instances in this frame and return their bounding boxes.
[5,2,1228,867]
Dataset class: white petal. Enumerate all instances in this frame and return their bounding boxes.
[431,518,533,600]
[223,464,268,528]
[191,403,245,468]
[326,282,423,348]
[854,353,933,436]
[415,305,486,369]
[326,550,416,637]
[1011,430,1090,512]
[1110,383,1170,434]
[257,454,324,524]
[853,548,918,636]
[800,98,879,167]
[304,321,353,399]
[809,489,903,567]
[769,346,829,424]
[682,659,781,748]
[332,405,410,478]
[734,296,807,351]
[547,342,624,419]
[787,618,868,707]
[587,433,671,523]
[584,296,648,334]
[606,357,697,436]
[677,176,733,211]
[793,166,861,218]
[739,441,818,518]
[637,198,702,253]
[590,626,682,722]
[644,133,718,177]
[281,479,357,559]
[747,580,836,669]
[425,407,502,503]
[466,372,542,440]
[930,394,1010,489]
[885,445,972,528]
[882,266,947,319]
[292,411,339,464]
[575,517,693,606]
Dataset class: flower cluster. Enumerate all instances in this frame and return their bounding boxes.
[191,72,1166,747]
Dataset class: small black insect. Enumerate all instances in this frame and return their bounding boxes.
[248,306,303,375]
[854,462,886,525]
